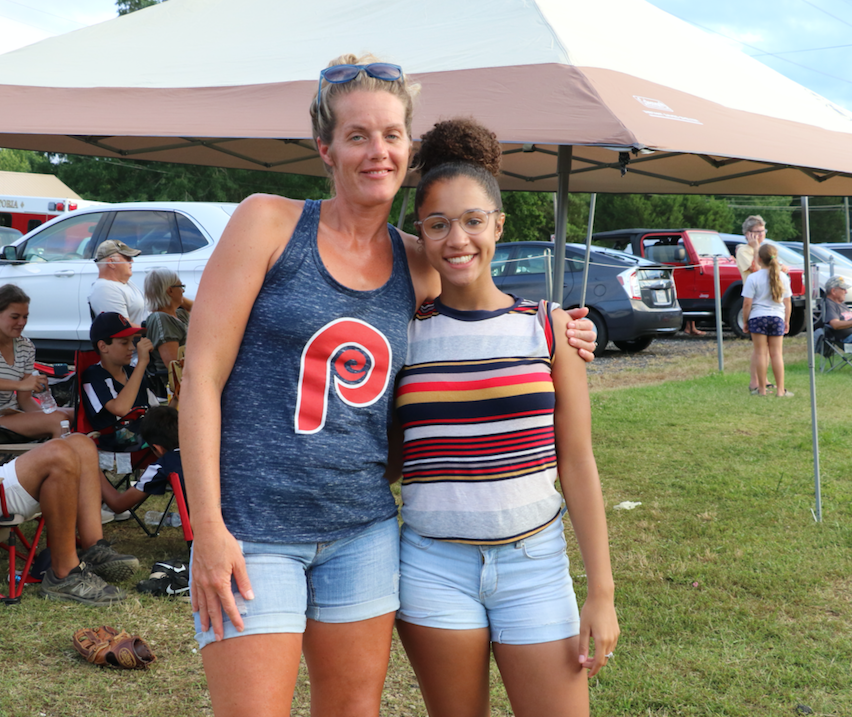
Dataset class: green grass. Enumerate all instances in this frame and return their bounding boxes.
[2,356,850,716]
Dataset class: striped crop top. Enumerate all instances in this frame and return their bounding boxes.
[395,296,563,544]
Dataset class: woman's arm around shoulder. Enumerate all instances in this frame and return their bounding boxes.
[550,306,619,677]
[181,193,301,639]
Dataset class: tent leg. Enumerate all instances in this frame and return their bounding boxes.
[579,194,597,308]
[551,146,572,305]
[396,188,411,230]
[802,196,822,522]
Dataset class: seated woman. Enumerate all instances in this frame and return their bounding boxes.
[143,269,191,375]
[0,284,74,439]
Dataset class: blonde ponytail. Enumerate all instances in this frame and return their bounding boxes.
[758,244,783,302]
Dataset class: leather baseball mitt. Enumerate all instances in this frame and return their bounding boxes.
[72,625,156,669]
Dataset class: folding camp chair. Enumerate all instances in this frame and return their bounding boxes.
[815,327,852,373]
[0,481,45,605]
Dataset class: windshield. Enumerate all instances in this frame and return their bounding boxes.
[810,245,852,270]
[686,231,729,257]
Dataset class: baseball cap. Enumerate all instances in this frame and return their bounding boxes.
[825,275,851,292]
[90,312,141,346]
[95,240,141,261]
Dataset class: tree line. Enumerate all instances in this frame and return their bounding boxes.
[3,147,848,244]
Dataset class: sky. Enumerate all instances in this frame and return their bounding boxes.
[1,0,851,111]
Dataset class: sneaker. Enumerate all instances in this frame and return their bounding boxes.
[40,562,126,606]
[101,504,132,523]
[136,560,190,602]
[79,539,140,582]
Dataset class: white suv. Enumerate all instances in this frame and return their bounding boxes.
[1,202,237,354]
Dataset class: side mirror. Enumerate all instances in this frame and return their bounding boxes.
[2,245,18,261]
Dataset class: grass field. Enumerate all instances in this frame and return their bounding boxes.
[2,335,850,717]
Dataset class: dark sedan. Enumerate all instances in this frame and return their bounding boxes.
[492,241,682,356]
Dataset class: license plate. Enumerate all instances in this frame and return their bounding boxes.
[654,289,667,305]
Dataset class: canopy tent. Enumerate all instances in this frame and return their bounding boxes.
[0,0,840,518]
[0,0,851,196]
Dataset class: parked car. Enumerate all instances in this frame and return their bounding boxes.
[492,241,682,356]
[0,202,237,356]
[0,226,22,246]
[817,242,852,262]
[592,228,807,338]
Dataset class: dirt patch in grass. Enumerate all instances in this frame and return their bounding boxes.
[588,332,810,392]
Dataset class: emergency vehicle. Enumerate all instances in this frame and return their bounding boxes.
[0,170,104,235]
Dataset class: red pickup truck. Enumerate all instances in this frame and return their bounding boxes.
[592,228,806,337]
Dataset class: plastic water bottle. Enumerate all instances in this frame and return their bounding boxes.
[60,420,71,437]
[31,371,57,413]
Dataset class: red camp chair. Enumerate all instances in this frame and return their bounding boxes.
[0,483,45,605]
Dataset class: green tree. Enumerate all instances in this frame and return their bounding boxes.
[53,155,328,204]
[0,149,52,174]
[593,194,735,235]
[724,195,799,241]
[117,0,162,15]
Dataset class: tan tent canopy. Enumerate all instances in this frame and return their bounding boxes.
[0,0,851,195]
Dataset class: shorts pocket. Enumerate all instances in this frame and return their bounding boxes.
[520,525,567,560]
[400,525,434,550]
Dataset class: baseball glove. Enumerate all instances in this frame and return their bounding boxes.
[72,625,156,669]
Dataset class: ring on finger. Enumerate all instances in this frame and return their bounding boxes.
[605,652,614,659]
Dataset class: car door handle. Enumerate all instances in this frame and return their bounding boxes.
[54,270,76,277]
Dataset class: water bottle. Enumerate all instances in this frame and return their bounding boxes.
[31,371,58,413]
[144,510,164,525]
[60,420,71,437]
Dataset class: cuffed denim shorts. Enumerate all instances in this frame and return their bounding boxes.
[398,514,580,645]
[193,516,400,649]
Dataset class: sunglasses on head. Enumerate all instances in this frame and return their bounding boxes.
[316,63,404,112]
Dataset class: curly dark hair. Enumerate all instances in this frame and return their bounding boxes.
[414,118,503,220]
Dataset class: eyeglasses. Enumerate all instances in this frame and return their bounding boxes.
[170,283,186,290]
[316,63,403,112]
[415,209,501,241]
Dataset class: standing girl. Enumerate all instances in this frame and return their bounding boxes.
[394,119,619,717]
[742,243,793,397]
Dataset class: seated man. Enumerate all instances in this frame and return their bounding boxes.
[824,276,852,344]
[0,434,139,605]
[82,312,159,451]
[88,240,146,326]
[101,405,184,515]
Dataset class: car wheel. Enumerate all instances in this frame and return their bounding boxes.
[788,305,805,336]
[726,296,748,339]
[586,308,609,357]
[614,336,654,353]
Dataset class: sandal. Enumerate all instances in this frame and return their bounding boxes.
[777,390,794,398]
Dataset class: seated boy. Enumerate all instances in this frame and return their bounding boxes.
[101,405,184,515]
[83,312,159,451]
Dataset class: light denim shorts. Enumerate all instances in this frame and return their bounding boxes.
[398,515,580,645]
[193,516,400,649]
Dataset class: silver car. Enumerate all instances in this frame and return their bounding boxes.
[0,202,237,354]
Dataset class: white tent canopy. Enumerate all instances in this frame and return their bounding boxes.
[1,0,851,195]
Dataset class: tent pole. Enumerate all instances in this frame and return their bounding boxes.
[801,196,822,522]
[580,193,597,308]
[551,146,572,304]
[845,196,850,242]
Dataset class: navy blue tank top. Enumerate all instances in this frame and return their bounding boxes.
[219,199,415,543]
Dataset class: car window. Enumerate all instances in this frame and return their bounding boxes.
[103,211,179,256]
[642,238,687,264]
[513,246,551,275]
[21,213,103,262]
[492,246,511,277]
[176,213,210,253]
